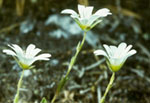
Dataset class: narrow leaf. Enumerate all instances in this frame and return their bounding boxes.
[40,97,47,103]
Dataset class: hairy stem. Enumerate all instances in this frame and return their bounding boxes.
[100,72,115,103]
[51,32,87,103]
[14,70,24,103]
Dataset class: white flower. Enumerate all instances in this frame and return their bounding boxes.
[61,4,111,31]
[3,44,51,69]
[94,42,136,72]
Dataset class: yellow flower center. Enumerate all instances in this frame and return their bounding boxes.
[107,61,124,72]
[19,62,30,70]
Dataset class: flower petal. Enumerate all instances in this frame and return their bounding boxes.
[79,18,88,25]
[94,49,108,58]
[26,53,51,66]
[109,46,117,57]
[94,8,112,17]
[109,57,123,66]
[78,4,85,17]
[8,44,24,57]
[31,48,41,57]
[120,45,132,57]
[84,6,94,18]
[118,42,127,50]
[61,9,79,17]
[34,53,51,61]
[126,49,137,58]
[70,15,79,19]
[117,42,127,57]
[25,44,35,58]
[125,45,132,53]
[3,49,16,56]
[103,44,112,57]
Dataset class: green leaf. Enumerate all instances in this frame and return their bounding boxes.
[70,56,76,65]
[56,76,69,94]
[76,41,81,51]
[40,97,47,103]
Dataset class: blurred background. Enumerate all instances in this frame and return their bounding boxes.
[0,0,150,103]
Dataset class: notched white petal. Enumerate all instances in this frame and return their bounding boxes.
[3,49,16,56]
[31,48,41,57]
[10,44,23,52]
[78,4,85,18]
[126,49,137,57]
[34,53,51,61]
[94,8,112,17]
[26,44,35,52]
[25,44,36,57]
[61,9,78,17]
[117,42,127,56]
[94,50,108,58]
[118,42,127,49]
[103,44,112,56]
[84,6,94,18]
[110,46,117,51]
[8,44,24,57]
[125,45,132,53]
[120,45,132,57]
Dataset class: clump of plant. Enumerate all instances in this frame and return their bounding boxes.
[51,4,111,103]
[3,44,51,103]
[94,42,136,103]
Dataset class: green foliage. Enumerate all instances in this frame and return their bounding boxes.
[40,97,48,103]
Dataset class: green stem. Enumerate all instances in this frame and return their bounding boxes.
[14,70,25,103]
[100,72,115,103]
[51,94,57,103]
[51,32,87,103]
[66,31,87,76]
